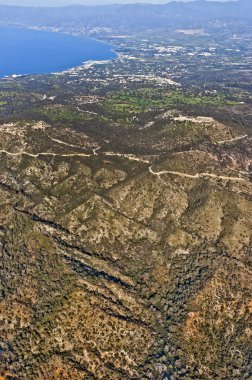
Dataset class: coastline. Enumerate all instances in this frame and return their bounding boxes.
[0,25,119,79]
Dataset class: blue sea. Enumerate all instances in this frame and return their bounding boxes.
[0,27,117,77]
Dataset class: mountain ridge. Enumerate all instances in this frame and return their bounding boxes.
[0,0,252,31]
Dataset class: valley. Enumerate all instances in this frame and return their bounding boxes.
[0,1,251,379]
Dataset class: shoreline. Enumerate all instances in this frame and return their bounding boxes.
[0,25,119,80]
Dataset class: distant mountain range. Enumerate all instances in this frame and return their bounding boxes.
[0,0,251,30]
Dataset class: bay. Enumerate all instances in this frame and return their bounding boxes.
[0,27,117,77]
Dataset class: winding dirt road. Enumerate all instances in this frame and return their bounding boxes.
[217,135,248,145]
[0,148,247,182]
[148,165,246,182]
[0,149,92,158]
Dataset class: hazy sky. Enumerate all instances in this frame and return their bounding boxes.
[0,0,174,5]
[0,0,232,5]
[0,0,225,6]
